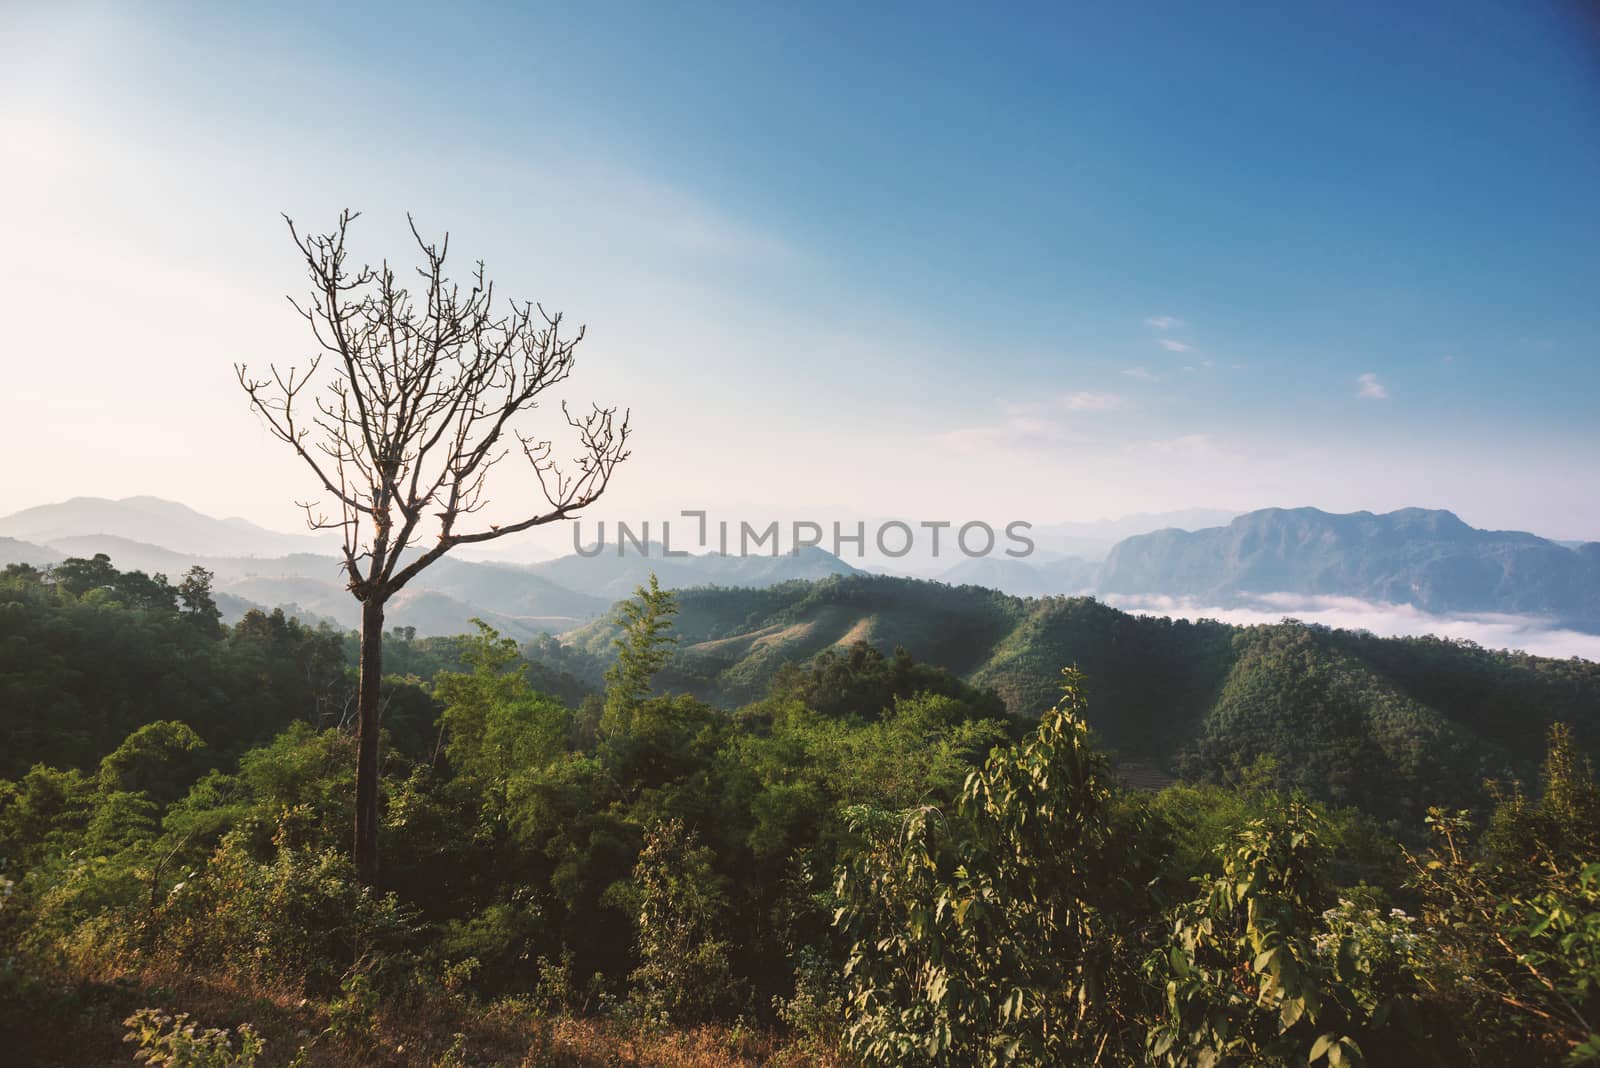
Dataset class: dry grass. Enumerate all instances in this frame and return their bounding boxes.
[831,616,877,649]
[1,960,850,1068]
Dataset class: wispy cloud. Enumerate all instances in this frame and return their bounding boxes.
[1145,315,1185,330]
[949,390,1124,454]
[1058,391,1124,411]
[1122,366,1160,382]
[1159,338,1192,352]
[1357,372,1389,400]
[940,414,1073,454]
[1003,391,1125,417]
[1130,433,1221,458]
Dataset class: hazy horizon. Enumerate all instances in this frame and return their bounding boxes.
[6,491,1600,662]
[2,491,1595,562]
[3,3,1598,542]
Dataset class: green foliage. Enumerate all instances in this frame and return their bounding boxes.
[601,573,679,735]
[572,576,1600,824]
[1486,721,1600,866]
[1512,864,1600,1059]
[773,943,846,1051]
[0,559,352,778]
[53,553,178,613]
[323,967,381,1041]
[1145,802,1430,1067]
[434,623,571,800]
[1146,759,1284,882]
[1186,624,1485,818]
[835,670,1157,1065]
[98,721,207,804]
[3,554,1598,1065]
[123,1009,263,1068]
[154,827,417,995]
[0,763,98,872]
[176,566,223,637]
[1402,727,1600,1064]
[627,818,742,1024]
[773,642,1008,723]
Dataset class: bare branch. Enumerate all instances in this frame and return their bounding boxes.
[243,212,631,604]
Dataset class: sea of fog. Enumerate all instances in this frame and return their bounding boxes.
[1100,592,1600,662]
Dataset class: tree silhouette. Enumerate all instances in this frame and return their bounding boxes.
[239,211,631,883]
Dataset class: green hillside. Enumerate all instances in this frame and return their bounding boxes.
[568,573,1600,818]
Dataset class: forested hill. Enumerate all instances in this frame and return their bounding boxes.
[1098,506,1600,626]
[566,572,1600,815]
[6,555,1599,822]
[9,551,1600,1065]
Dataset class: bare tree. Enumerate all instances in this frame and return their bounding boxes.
[238,211,630,884]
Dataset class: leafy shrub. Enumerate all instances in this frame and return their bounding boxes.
[154,827,417,995]
[123,1009,262,1068]
[772,944,845,1051]
[835,669,1158,1065]
[1402,724,1600,1063]
[1144,802,1431,1067]
[628,818,742,1025]
[324,967,381,1041]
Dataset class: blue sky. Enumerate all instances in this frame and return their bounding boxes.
[3,1,1597,542]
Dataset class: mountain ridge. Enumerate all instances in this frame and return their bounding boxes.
[6,497,1599,636]
[0,498,864,636]
[0,496,336,558]
[1098,505,1600,628]
[562,570,1600,816]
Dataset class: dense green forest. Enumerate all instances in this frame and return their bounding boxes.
[2,557,1598,1065]
[570,574,1600,823]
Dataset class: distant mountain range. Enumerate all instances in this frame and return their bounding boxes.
[0,498,860,637]
[1097,507,1600,630]
[1023,508,1239,562]
[2,497,1597,637]
[937,555,1098,596]
[0,496,337,558]
[535,542,857,601]
[0,536,60,569]
[921,507,1599,631]
[857,508,1238,576]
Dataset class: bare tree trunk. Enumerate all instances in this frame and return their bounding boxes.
[354,596,384,885]
[244,212,631,884]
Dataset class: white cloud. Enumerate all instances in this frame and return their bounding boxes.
[1132,433,1220,458]
[1145,315,1185,330]
[1159,339,1192,352]
[1122,366,1160,381]
[949,391,1124,455]
[1058,391,1124,411]
[1357,372,1390,400]
[1001,391,1124,418]
[940,414,1073,454]
[1103,593,1600,662]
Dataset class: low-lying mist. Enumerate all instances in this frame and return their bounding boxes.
[1101,592,1600,662]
